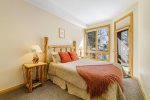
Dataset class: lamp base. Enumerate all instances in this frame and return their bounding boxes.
[32,53,39,64]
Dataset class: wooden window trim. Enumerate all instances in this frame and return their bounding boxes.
[84,24,110,62]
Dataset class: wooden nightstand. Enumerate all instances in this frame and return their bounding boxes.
[23,62,47,92]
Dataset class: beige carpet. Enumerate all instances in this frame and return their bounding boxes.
[0,78,144,100]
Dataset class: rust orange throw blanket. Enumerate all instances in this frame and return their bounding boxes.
[76,64,123,98]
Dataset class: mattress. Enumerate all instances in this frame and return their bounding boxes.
[49,59,111,90]
[48,59,125,100]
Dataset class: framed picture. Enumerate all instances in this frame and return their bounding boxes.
[59,28,65,38]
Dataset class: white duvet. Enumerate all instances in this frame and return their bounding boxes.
[49,59,111,89]
[48,59,125,100]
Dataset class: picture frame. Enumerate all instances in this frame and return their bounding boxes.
[59,28,65,38]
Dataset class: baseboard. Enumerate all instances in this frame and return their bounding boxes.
[0,83,24,94]
[133,77,147,100]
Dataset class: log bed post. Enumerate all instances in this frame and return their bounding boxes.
[73,41,76,52]
[44,37,48,63]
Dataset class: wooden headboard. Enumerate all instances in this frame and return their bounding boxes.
[43,37,76,63]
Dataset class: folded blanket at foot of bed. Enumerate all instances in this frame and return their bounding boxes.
[76,64,123,98]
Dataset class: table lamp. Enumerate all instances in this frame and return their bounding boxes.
[31,45,42,64]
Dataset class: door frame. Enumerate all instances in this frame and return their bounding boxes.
[114,12,133,76]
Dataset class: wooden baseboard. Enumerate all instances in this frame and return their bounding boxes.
[0,83,24,94]
[133,77,147,100]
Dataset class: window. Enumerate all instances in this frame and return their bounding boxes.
[98,27,109,51]
[85,25,110,61]
[86,31,96,51]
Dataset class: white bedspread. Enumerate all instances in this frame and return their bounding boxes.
[49,59,111,89]
[48,59,125,100]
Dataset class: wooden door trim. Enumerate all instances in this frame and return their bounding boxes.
[116,25,130,32]
[114,12,133,76]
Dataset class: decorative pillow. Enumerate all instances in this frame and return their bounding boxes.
[68,51,79,61]
[59,52,72,63]
[51,52,61,63]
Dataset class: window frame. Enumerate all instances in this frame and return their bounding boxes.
[84,24,110,62]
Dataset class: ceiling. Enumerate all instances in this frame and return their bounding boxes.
[25,0,138,28]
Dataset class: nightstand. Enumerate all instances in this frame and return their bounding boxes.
[23,62,47,92]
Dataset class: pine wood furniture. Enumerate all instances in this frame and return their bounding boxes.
[43,37,76,63]
[23,62,47,92]
[42,37,129,100]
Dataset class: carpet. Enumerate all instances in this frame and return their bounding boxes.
[0,78,144,100]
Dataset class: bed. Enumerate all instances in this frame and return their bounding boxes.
[43,37,125,100]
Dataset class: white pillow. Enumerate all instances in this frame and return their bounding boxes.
[51,52,61,63]
[114,63,128,77]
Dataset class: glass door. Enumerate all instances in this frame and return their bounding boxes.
[114,12,133,76]
[117,29,129,74]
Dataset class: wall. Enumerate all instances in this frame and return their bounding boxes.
[0,0,83,91]
[87,3,139,77]
[138,0,150,99]
[86,2,150,98]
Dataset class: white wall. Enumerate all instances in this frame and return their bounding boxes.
[0,0,83,90]
[86,4,139,77]
[86,2,150,99]
[138,0,150,99]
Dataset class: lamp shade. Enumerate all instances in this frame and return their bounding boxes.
[31,45,42,53]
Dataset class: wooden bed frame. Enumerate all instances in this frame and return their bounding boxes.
[43,37,77,63]
[43,37,89,99]
[42,37,126,100]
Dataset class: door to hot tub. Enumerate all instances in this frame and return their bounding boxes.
[114,12,133,76]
